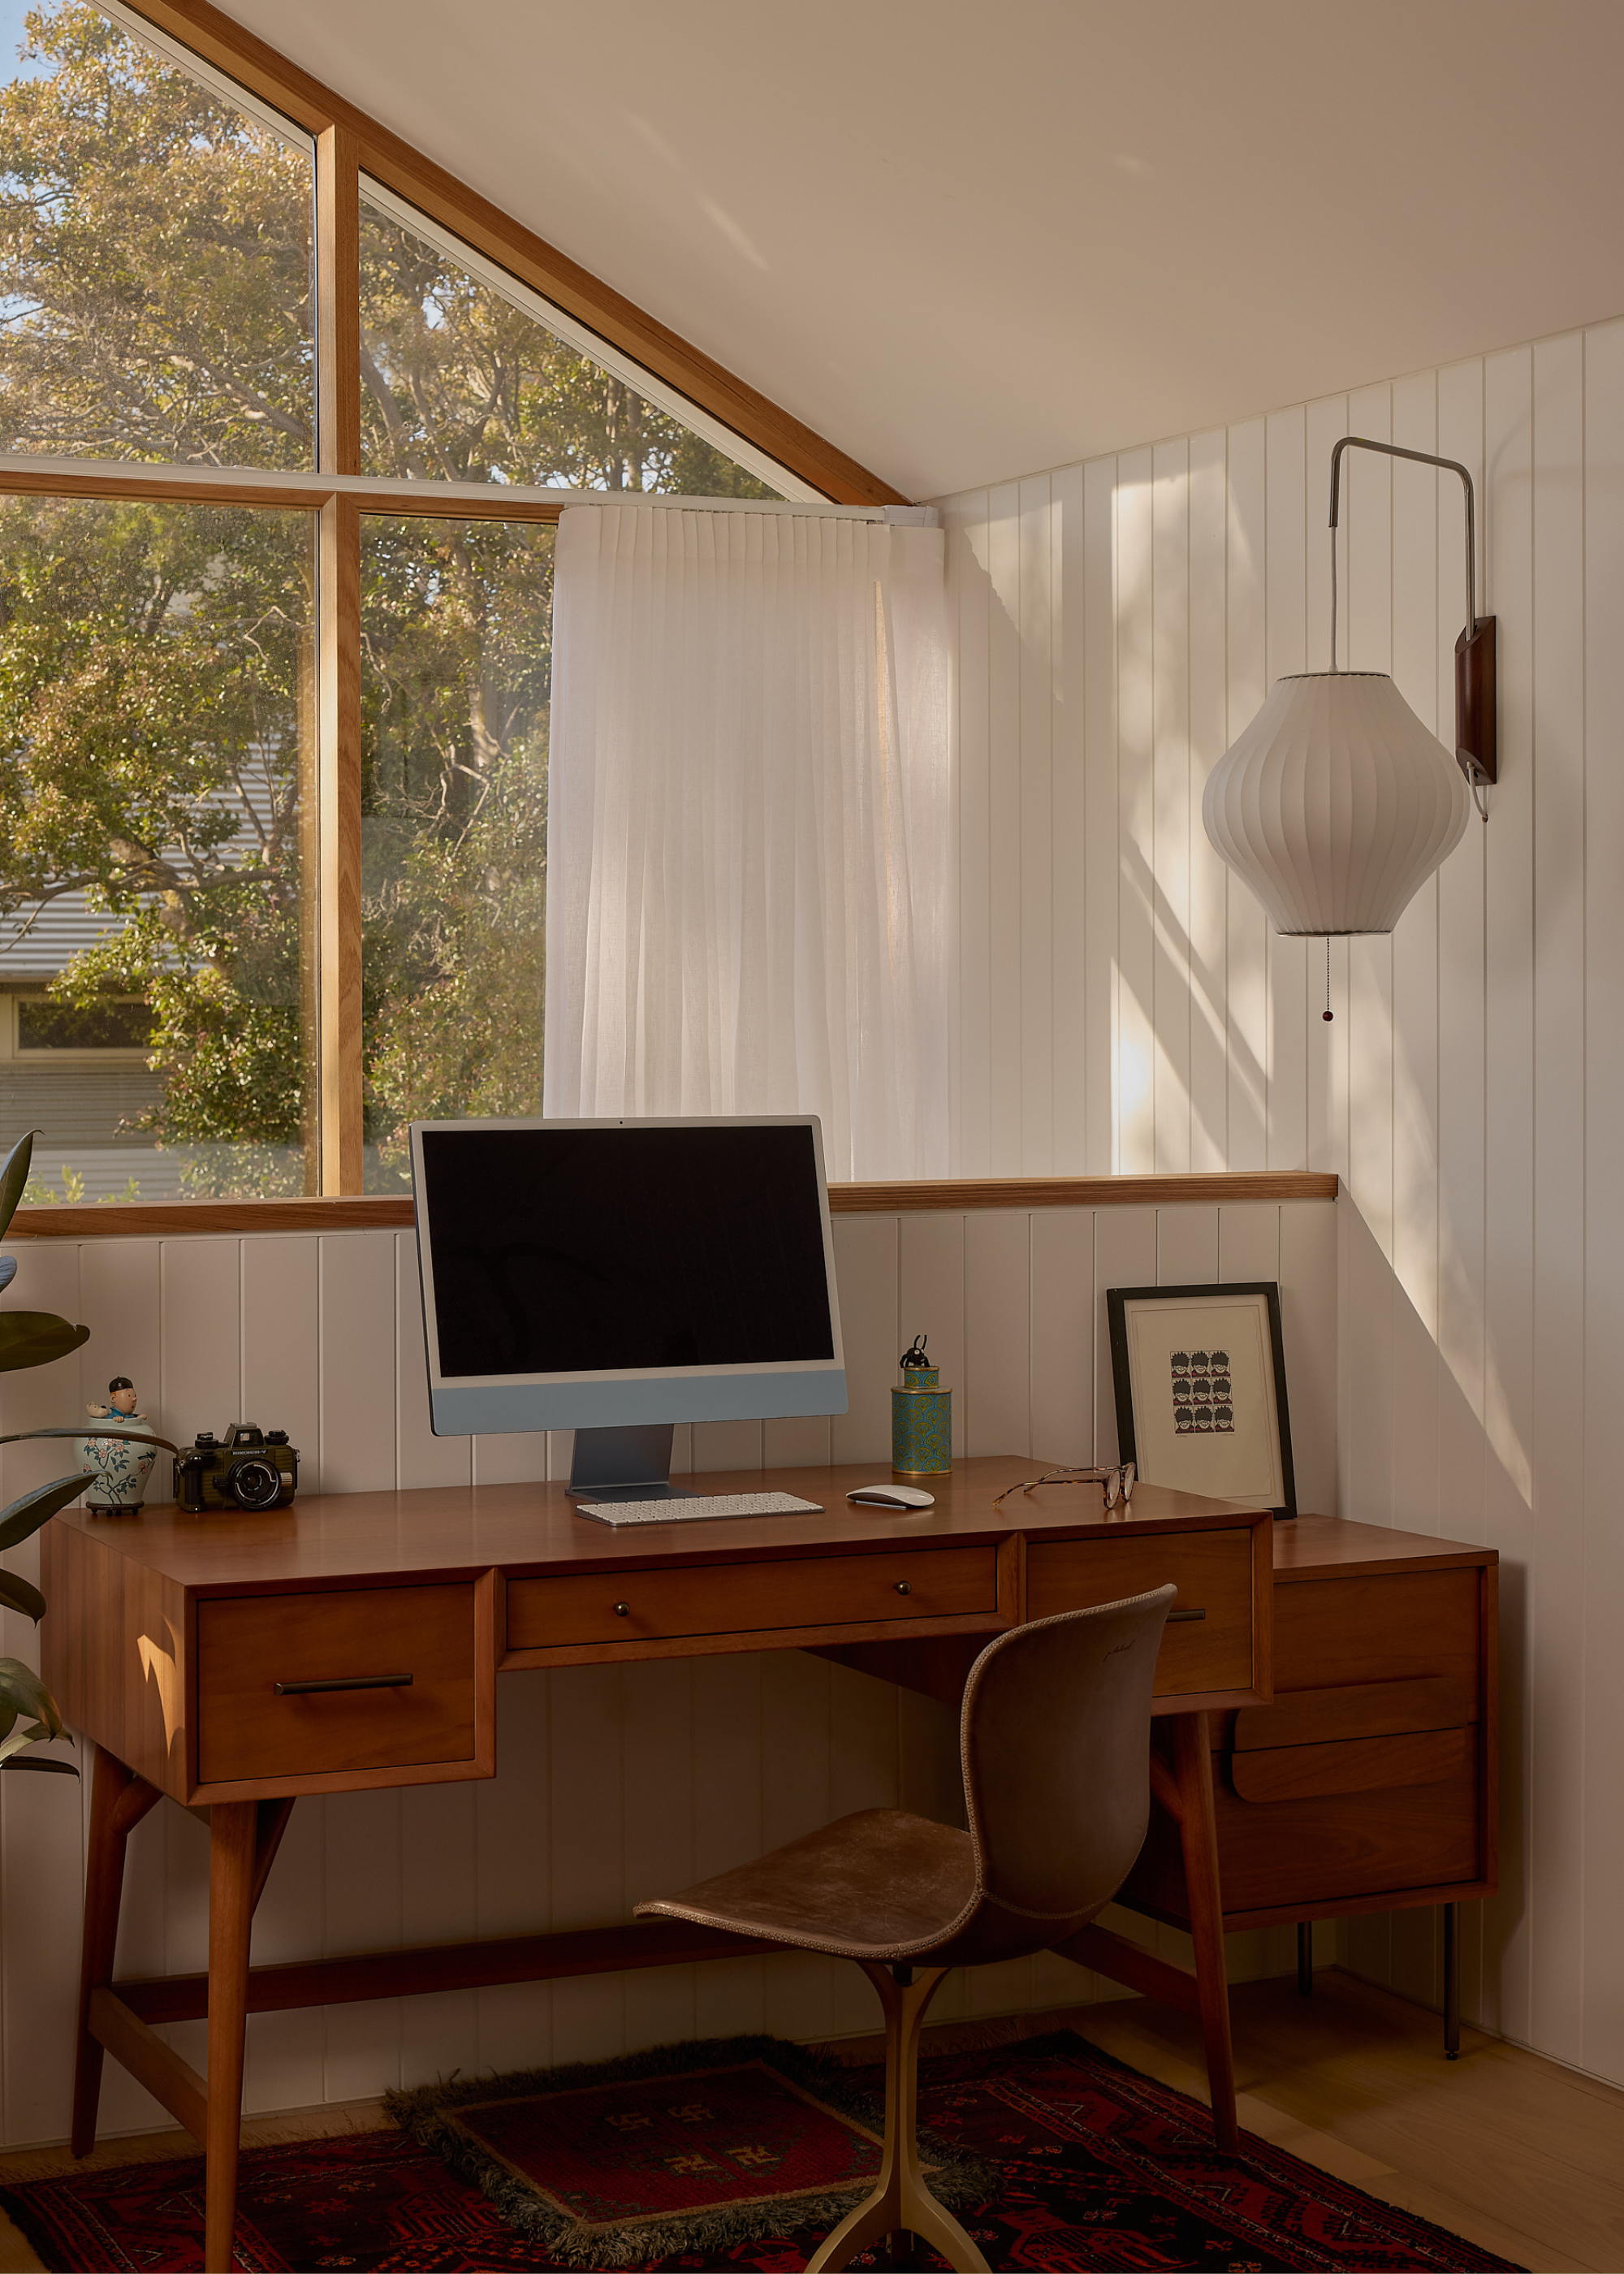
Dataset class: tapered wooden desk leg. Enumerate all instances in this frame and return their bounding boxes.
[72,1744,161,2159]
[1172,1711,1238,2154]
[205,1802,258,2273]
[1443,1901,1461,2059]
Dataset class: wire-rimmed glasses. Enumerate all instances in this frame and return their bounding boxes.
[991,1461,1136,1512]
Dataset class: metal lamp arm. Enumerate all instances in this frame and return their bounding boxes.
[1328,435,1479,670]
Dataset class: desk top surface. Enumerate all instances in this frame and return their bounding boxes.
[50,1456,1493,1597]
[57,1455,1268,1594]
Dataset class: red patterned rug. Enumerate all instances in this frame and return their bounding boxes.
[0,2030,1523,2272]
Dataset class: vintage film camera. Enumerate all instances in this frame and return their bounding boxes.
[175,1423,299,1512]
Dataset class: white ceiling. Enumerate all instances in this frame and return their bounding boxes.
[218,0,1624,501]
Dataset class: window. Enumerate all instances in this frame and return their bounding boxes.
[0,0,830,1204]
[360,514,552,1190]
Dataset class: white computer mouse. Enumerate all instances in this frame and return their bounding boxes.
[846,1484,936,1511]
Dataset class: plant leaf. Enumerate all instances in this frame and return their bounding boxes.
[0,1312,90,1374]
[2,1751,78,1775]
[0,1719,68,1766]
[0,1658,63,1739]
[0,1131,37,1245]
[0,1569,45,1623]
[0,1472,94,1554]
[0,1427,177,1454]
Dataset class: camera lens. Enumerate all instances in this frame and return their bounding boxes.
[228,1457,281,1510]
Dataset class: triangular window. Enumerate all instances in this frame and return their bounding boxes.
[358,182,787,499]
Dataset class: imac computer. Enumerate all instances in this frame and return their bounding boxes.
[409,1114,848,1502]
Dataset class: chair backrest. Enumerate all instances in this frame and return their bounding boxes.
[958,1585,1175,1929]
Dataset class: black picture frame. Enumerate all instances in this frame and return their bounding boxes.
[1106,1280,1297,1519]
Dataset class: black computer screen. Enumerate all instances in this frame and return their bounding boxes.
[418,1122,836,1379]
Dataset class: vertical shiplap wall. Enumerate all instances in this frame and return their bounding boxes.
[0,1199,1334,2146]
[937,315,1623,2082]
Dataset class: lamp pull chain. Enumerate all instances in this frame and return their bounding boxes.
[1323,938,1333,1022]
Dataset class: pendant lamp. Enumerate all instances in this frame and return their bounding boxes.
[1201,437,1496,939]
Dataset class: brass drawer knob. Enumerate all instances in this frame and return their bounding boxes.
[614,1602,631,1617]
[895,1580,911,1596]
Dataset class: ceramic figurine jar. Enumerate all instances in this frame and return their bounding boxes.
[77,1377,158,1515]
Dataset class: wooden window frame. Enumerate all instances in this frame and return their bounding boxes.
[1,0,905,1217]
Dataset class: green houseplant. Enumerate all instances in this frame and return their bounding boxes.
[0,1129,169,1775]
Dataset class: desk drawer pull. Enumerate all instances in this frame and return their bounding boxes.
[614,1602,631,1616]
[274,1673,412,1696]
[1167,1607,1206,1623]
[894,1580,911,1596]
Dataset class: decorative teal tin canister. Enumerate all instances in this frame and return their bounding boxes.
[892,1333,952,1476]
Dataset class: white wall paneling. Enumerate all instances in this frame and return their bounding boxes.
[935,311,1624,2089]
[1,1200,1334,2144]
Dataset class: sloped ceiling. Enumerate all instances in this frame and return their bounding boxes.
[218,0,1624,501]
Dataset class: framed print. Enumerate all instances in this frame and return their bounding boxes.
[1106,1282,1297,1519]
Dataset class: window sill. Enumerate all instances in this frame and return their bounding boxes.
[4,1172,1338,1238]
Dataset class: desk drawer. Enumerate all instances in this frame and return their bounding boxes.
[1026,1528,1253,1697]
[197,1584,477,1784]
[1274,1569,1478,1692]
[1214,1728,1480,1908]
[508,1546,997,1651]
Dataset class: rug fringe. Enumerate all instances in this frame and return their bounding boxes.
[387,2030,995,2269]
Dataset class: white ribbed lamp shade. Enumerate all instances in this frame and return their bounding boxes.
[1202,672,1470,936]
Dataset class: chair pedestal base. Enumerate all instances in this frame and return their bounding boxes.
[807,1964,989,2274]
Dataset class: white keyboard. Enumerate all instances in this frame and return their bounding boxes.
[574,1491,825,1527]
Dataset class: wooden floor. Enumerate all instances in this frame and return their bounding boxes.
[2,1970,1621,2272]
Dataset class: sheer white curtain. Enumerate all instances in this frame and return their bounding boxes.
[543,505,952,1179]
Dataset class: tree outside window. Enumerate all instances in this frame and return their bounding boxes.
[0,1,780,1200]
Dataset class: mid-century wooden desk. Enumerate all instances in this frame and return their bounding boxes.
[44,1455,1274,2269]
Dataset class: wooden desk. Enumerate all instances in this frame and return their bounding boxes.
[44,1455,1270,2268]
[1119,1516,1498,2051]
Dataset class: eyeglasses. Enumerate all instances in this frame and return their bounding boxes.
[991,1462,1136,1512]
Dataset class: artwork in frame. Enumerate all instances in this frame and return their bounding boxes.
[1105,1281,1297,1519]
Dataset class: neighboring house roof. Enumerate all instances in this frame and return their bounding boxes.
[0,893,132,984]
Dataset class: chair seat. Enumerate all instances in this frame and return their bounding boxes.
[635,1808,979,1961]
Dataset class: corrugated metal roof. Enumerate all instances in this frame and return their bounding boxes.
[0,893,135,980]
[0,775,293,978]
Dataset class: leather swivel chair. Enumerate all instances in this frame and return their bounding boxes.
[635,1583,1175,2273]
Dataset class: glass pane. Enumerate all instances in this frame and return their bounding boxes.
[0,2,313,467]
[360,196,780,497]
[0,494,317,1202]
[361,516,551,1192]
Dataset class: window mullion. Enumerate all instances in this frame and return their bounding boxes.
[318,492,363,1192]
[317,125,363,1191]
[317,126,361,477]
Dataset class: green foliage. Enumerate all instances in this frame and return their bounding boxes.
[359,516,551,1181]
[0,1311,89,1371]
[0,3,313,466]
[0,3,779,1195]
[0,1126,37,1233]
[0,1131,83,1771]
[359,202,778,498]
[22,1166,84,1204]
[0,1653,66,1765]
[0,1567,43,1622]
[0,1468,101,1552]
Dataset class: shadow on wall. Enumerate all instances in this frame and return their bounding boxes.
[1116,831,1268,1175]
[1337,1191,1526,2045]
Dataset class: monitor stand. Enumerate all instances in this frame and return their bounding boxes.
[565,1424,693,1502]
